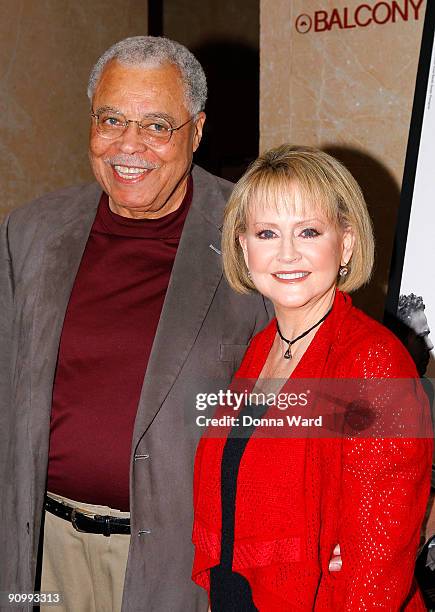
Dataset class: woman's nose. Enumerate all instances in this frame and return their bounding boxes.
[277,236,300,262]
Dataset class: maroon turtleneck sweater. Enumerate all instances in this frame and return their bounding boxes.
[47,180,192,511]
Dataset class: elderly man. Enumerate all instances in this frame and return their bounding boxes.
[397,293,434,376]
[0,37,271,611]
[396,294,435,605]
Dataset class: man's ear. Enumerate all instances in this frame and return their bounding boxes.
[341,226,355,266]
[192,112,206,152]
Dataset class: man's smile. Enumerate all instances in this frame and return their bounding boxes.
[111,165,153,181]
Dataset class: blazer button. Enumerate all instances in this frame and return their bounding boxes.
[134,453,150,461]
[138,529,151,536]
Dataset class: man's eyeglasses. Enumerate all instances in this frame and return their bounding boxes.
[91,110,194,145]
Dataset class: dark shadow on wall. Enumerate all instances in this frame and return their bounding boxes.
[324,146,401,322]
[148,0,164,36]
[192,40,259,183]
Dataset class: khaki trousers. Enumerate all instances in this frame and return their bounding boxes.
[40,493,130,612]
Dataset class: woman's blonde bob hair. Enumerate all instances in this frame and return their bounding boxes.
[222,145,374,294]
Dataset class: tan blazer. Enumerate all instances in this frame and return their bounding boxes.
[0,165,271,611]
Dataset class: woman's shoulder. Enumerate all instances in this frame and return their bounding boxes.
[334,297,418,378]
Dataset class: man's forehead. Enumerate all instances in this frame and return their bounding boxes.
[409,309,430,333]
[92,60,186,106]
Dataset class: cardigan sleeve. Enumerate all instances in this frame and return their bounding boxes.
[325,336,432,610]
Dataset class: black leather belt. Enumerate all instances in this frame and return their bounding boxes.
[45,496,130,537]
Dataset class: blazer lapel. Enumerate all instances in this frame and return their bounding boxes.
[132,166,227,449]
[29,185,101,465]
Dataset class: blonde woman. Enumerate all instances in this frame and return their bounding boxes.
[192,145,432,610]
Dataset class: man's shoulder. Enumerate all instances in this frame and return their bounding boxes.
[3,183,101,250]
[8,183,101,225]
[190,165,234,228]
[191,165,233,200]
[2,183,101,257]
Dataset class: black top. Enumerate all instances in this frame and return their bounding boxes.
[210,403,268,611]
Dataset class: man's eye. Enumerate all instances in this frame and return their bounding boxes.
[147,122,169,132]
[101,115,124,127]
[256,229,276,239]
[300,228,320,238]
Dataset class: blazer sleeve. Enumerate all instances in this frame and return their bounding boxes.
[326,337,432,609]
[0,217,15,477]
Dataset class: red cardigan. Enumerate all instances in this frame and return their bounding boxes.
[192,291,432,610]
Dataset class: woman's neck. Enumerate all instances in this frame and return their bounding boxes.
[274,288,336,341]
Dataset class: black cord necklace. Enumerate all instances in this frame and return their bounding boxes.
[276,306,333,359]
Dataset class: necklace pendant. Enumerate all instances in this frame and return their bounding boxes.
[276,305,333,361]
[284,345,292,359]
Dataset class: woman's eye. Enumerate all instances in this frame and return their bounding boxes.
[300,228,320,238]
[256,229,276,239]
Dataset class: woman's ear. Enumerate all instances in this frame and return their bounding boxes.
[341,226,355,266]
[238,234,249,269]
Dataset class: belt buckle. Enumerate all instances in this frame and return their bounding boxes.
[103,516,111,537]
[70,508,84,532]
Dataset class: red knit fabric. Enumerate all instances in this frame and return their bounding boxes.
[192,291,432,610]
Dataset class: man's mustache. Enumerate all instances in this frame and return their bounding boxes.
[104,155,160,169]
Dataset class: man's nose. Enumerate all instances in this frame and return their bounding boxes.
[277,236,300,262]
[118,122,148,153]
[424,334,434,352]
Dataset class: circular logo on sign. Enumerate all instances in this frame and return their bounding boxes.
[295,14,312,34]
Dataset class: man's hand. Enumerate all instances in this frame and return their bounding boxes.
[424,489,435,541]
[207,544,342,610]
[328,543,342,572]
[206,544,342,610]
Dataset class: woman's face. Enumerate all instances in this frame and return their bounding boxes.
[239,190,354,314]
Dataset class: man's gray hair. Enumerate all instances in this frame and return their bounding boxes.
[87,36,207,115]
[397,293,425,321]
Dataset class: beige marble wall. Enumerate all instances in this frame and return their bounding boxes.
[260,0,426,317]
[0,0,148,218]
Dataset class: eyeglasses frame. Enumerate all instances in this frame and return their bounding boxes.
[90,110,195,144]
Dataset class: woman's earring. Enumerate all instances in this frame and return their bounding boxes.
[247,270,252,279]
[339,265,348,277]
